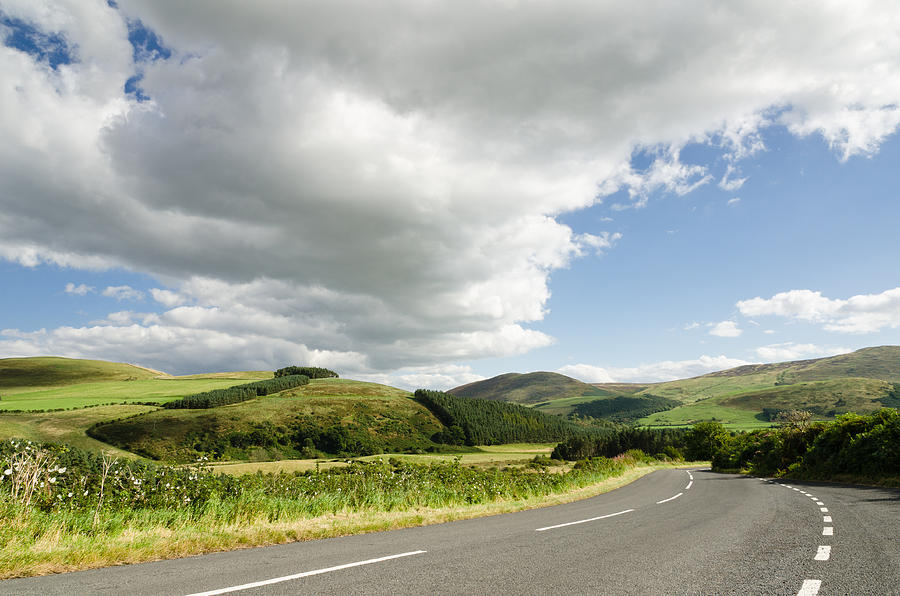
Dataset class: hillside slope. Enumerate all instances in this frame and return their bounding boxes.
[640,346,900,403]
[0,357,164,391]
[448,372,604,404]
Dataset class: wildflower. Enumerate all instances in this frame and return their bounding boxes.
[3,469,10,476]
[49,477,56,483]
[67,492,73,498]
[57,467,66,474]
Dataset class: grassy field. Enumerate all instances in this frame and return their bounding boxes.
[209,443,558,475]
[0,375,273,411]
[0,357,163,393]
[0,405,156,457]
[637,398,774,430]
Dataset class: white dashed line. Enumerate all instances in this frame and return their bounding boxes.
[656,492,683,504]
[815,545,832,561]
[797,579,822,596]
[185,550,428,596]
[815,501,825,506]
[823,527,833,536]
[535,508,634,532]
[820,507,828,513]
[823,515,832,523]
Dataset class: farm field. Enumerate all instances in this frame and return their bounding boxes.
[209,443,558,475]
[0,374,272,411]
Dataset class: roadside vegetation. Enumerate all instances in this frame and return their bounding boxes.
[0,438,684,578]
[710,408,900,485]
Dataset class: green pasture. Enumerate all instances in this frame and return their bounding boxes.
[638,398,773,431]
[0,375,272,411]
[0,404,156,457]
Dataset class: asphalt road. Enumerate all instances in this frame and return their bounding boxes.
[3,469,898,595]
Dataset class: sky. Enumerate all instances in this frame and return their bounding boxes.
[1,1,899,389]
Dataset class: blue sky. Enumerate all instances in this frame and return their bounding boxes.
[1,1,899,388]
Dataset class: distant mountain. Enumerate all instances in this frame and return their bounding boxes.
[449,346,900,428]
[448,371,605,405]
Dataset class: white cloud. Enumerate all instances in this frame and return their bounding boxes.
[683,321,701,331]
[708,321,742,337]
[727,197,741,206]
[64,282,94,296]
[150,288,186,307]
[356,365,485,392]
[719,164,747,192]
[577,231,622,256]
[2,2,900,373]
[737,287,900,333]
[102,285,145,301]
[559,354,752,384]
[754,342,851,362]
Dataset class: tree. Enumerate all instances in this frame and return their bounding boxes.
[684,421,729,461]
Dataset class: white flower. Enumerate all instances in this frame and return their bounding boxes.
[3,469,10,476]
[57,467,67,474]
[49,477,56,483]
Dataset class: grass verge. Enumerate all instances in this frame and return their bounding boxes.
[0,459,692,579]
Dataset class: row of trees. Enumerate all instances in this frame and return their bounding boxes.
[414,389,606,446]
[274,366,339,379]
[552,427,690,460]
[572,395,680,423]
[163,375,310,409]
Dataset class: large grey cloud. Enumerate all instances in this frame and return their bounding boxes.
[2,0,900,379]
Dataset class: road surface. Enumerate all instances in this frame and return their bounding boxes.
[2,469,897,595]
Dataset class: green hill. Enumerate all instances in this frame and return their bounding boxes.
[448,347,900,430]
[0,357,164,392]
[636,346,900,428]
[448,371,605,405]
[88,379,449,462]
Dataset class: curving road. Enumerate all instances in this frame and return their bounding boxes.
[2,469,898,595]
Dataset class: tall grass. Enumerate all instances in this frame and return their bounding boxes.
[0,439,667,578]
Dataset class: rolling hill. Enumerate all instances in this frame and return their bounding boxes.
[449,346,900,429]
[448,371,606,404]
[0,356,165,391]
[0,358,602,462]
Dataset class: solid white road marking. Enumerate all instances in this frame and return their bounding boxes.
[797,579,822,596]
[823,515,832,523]
[184,550,428,596]
[823,527,833,536]
[656,492,683,504]
[685,480,693,490]
[815,545,832,561]
[820,507,828,513]
[535,509,634,532]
